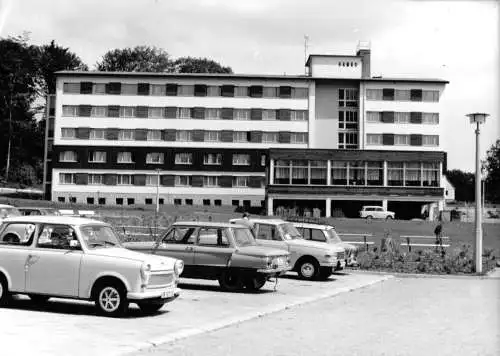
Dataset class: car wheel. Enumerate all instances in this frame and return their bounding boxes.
[218,271,244,292]
[0,276,11,306]
[94,283,128,317]
[365,215,373,221]
[297,258,320,280]
[243,276,267,291]
[29,294,50,304]
[137,302,165,314]
[386,215,393,220]
[318,267,333,280]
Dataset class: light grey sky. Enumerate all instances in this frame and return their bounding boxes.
[1,0,498,172]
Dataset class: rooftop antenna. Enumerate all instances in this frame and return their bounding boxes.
[304,35,309,74]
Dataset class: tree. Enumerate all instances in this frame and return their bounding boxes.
[445,169,475,202]
[484,139,500,203]
[173,56,233,74]
[96,46,173,72]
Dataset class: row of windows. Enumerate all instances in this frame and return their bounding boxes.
[62,105,309,121]
[60,128,308,144]
[366,111,439,124]
[59,173,264,188]
[366,88,440,102]
[57,196,259,207]
[338,132,358,149]
[59,151,267,166]
[273,160,440,187]
[63,82,309,99]
[366,134,439,146]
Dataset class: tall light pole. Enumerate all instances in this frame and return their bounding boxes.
[466,113,489,274]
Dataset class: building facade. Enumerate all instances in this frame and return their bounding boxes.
[45,44,448,219]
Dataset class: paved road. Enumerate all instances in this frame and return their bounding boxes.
[0,272,390,356]
[132,276,500,356]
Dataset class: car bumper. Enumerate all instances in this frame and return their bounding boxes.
[320,260,346,269]
[256,266,293,275]
[127,287,181,302]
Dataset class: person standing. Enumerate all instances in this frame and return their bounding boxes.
[434,223,443,247]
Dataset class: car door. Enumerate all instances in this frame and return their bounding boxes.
[25,224,82,297]
[374,207,383,219]
[154,226,196,266]
[193,227,235,269]
[254,223,288,251]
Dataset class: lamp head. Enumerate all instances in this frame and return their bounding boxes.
[466,113,489,125]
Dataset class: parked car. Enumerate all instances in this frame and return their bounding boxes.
[291,222,358,266]
[0,216,182,317]
[124,221,291,292]
[0,204,21,222]
[230,218,345,280]
[18,207,61,216]
[359,206,395,220]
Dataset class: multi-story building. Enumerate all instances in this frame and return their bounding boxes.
[44,43,448,219]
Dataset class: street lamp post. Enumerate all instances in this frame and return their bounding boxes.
[466,113,489,274]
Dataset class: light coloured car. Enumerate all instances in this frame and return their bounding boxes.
[230,218,345,280]
[0,216,182,317]
[291,222,358,266]
[0,204,21,222]
[18,207,61,216]
[125,221,291,292]
[359,206,395,220]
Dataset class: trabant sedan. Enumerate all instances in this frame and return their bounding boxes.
[0,216,183,317]
[124,221,291,292]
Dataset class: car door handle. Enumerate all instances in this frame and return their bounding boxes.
[185,246,194,251]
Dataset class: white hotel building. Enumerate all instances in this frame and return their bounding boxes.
[44,45,448,219]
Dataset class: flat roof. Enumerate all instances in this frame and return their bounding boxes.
[305,54,361,66]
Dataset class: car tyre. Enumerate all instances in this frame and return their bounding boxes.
[243,275,267,291]
[386,215,393,220]
[29,294,50,304]
[94,282,128,317]
[0,276,11,306]
[365,215,373,221]
[297,258,320,280]
[137,302,165,314]
[218,271,244,292]
[318,267,333,280]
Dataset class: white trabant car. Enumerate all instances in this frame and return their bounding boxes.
[0,216,183,317]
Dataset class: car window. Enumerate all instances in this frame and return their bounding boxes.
[232,228,256,247]
[162,227,196,245]
[197,228,230,247]
[279,223,302,240]
[256,224,278,241]
[37,224,77,250]
[310,229,326,242]
[0,223,36,246]
[326,228,342,243]
[0,207,21,218]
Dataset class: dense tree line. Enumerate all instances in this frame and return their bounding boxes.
[0,36,233,188]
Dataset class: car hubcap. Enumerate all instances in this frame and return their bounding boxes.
[0,283,3,298]
[301,263,315,278]
[99,287,120,312]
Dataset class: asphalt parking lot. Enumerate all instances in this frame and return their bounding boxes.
[0,272,391,356]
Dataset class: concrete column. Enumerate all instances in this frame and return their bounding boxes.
[382,199,388,210]
[327,160,331,185]
[383,160,388,186]
[325,198,331,217]
[267,197,274,216]
[269,159,274,184]
[308,81,315,148]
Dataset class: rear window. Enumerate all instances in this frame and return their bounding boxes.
[0,208,21,218]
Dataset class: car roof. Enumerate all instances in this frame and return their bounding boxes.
[0,204,16,208]
[362,206,383,208]
[291,222,335,229]
[245,218,288,224]
[17,207,56,210]
[1,215,108,226]
[173,221,244,228]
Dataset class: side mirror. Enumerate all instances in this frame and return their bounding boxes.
[69,240,81,249]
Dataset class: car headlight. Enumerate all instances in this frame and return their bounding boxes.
[174,260,184,277]
[140,262,151,283]
[263,256,272,269]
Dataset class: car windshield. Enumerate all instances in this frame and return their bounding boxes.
[0,208,21,218]
[326,228,342,243]
[278,223,302,240]
[79,224,121,248]
[232,227,257,247]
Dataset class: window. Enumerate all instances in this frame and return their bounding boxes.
[366,112,381,123]
[204,131,221,142]
[147,130,162,141]
[367,161,383,186]
[387,162,404,186]
[151,84,166,96]
[58,197,65,203]
[263,87,277,98]
[36,224,77,249]
[338,132,358,149]
[423,162,439,187]
[179,108,191,119]
[117,175,132,185]
[382,88,395,101]
[232,154,250,166]
[176,130,192,141]
[63,83,80,93]
[121,84,137,95]
[207,86,219,96]
[262,132,278,143]
[291,110,308,121]
[178,85,194,96]
[394,134,409,145]
[232,176,248,187]
[422,90,439,102]
[127,198,135,205]
[119,129,135,140]
[291,133,307,144]
[194,84,207,97]
[291,160,308,185]
[232,200,239,206]
[204,153,222,165]
[262,110,276,121]
[292,88,308,99]
[59,151,77,162]
[185,199,193,205]
[274,160,290,184]
[146,175,159,186]
[69,197,76,203]
[120,106,135,118]
[98,198,106,205]
[117,152,133,164]
[62,105,78,116]
[395,112,410,124]
[174,199,182,205]
[366,89,382,100]
[395,90,410,101]
[302,228,326,242]
[91,106,107,117]
[116,198,123,205]
[159,198,164,205]
[203,176,219,187]
[423,135,439,146]
[206,108,220,119]
[214,199,222,206]
[203,199,210,206]
[331,161,347,185]
[61,128,76,139]
[88,174,103,185]
[366,134,382,145]
[338,88,358,107]
[235,86,248,97]
[348,161,365,186]
[88,151,106,163]
[148,107,164,118]
[234,109,250,120]
[405,162,421,186]
[338,111,358,129]
[261,154,266,166]
[89,129,105,140]
[59,173,75,184]
[87,197,95,204]
[175,153,193,165]
[146,152,165,164]
[423,113,439,124]
[93,83,106,94]
[310,160,327,185]
[233,131,249,142]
